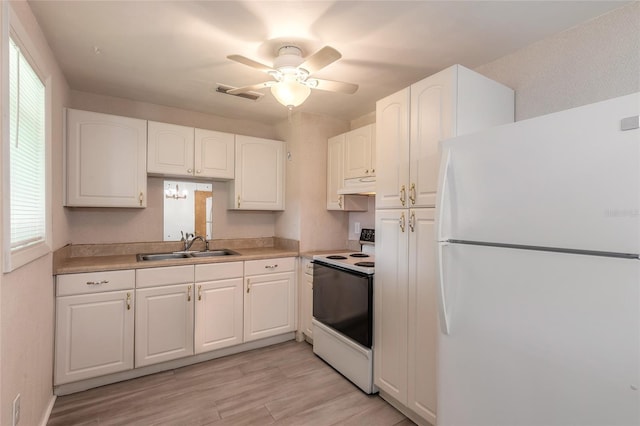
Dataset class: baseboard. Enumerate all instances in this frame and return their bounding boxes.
[378,390,433,426]
[39,394,56,426]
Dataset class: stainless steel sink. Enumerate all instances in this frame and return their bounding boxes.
[136,249,238,261]
[136,252,192,261]
[190,249,239,257]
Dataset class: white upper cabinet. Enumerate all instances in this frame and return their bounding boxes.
[326,134,368,211]
[229,135,285,211]
[344,124,375,179]
[376,64,514,209]
[65,108,147,208]
[194,128,235,179]
[147,121,195,177]
[148,121,235,180]
[376,89,410,209]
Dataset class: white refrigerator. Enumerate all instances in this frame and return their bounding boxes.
[436,93,639,426]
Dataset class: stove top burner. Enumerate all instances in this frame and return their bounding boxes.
[354,261,375,267]
[350,253,370,258]
[326,255,348,260]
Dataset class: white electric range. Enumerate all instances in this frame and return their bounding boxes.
[311,229,376,394]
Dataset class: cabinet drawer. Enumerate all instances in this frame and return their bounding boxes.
[136,265,194,288]
[244,257,295,276]
[195,262,243,282]
[57,270,135,296]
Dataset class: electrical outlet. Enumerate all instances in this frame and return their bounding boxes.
[355,222,361,235]
[12,394,20,426]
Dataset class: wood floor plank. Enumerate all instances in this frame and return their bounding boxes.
[48,340,415,426]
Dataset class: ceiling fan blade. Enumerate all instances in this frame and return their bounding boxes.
[309,78,358,94]
[226,81,274,95]
[299,46,341,74]
[227,55,274,73]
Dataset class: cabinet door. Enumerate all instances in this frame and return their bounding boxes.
[374,209,409,403]
[244,271,296,342]
[135,284,194,367]
[300,259,314,339]
[194,128,235,179]
[66,108,147,207]
[375,89,410,209]
[195,278,243,354]
[410,69,454,208]
[55,290,134,385]
[407,208,438,424]
[147,121,195,176]
[344,125,374,179]
[230,135,284,210]
[327,134,345,210]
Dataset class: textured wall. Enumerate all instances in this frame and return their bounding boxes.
[275,112,351,251]
[1,2,70,426]
[476,2,640,121]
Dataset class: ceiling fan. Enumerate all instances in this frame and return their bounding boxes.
[224,45,358,109]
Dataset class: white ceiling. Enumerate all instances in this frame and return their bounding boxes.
[28,1,629,125]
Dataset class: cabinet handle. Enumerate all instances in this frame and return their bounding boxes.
[247,278,251,293]
[86,280,109,286]
[409,183,416,205]
[126,292,131,310]
[265,264,278,269]
[187,285,192,302]
[139,191,144,207]
[237,195,241,208]
[198,285,202,301]
[400,212,406,233]
[365,169,369,174]
[400,185,406,206]
[196,169,201,174]
[409,210,416,232]
[187,168,193,174]
[372,168,375,174]
[338,196,343,208]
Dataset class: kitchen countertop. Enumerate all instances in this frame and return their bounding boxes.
[54,238,299,275]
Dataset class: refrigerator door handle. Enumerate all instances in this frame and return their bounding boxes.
[436,241,451,335]
[436,147,452,242]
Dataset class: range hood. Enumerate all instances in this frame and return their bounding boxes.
[338,177,376,195]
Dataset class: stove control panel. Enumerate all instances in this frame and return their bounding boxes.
[359,228,375,244]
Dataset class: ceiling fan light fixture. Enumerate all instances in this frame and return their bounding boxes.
[271,79,311,110]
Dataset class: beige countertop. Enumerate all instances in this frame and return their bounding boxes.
[54,238,300,275]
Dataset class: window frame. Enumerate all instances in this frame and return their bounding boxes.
[2,3,52,272]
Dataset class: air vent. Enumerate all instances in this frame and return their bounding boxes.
[216,84,263,101]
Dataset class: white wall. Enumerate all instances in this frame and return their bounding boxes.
[476,2,639,121]
[275,112,351,251]
[1,2,70,426]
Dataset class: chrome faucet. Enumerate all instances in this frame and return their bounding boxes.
[183,233,206,251]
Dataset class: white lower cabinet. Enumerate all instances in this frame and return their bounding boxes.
[300,258,314,340]
[375,208,437,425]
[55,257,298,386]
[244,258,296,342]
[55,270,135,385]
[195,262,244,354]
[135,266,195,367]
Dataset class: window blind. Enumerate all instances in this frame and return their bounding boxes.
[9,37,46,251]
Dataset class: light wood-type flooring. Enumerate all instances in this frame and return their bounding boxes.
[48,340,416,426]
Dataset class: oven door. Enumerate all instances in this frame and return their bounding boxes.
[312,261,373,348]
